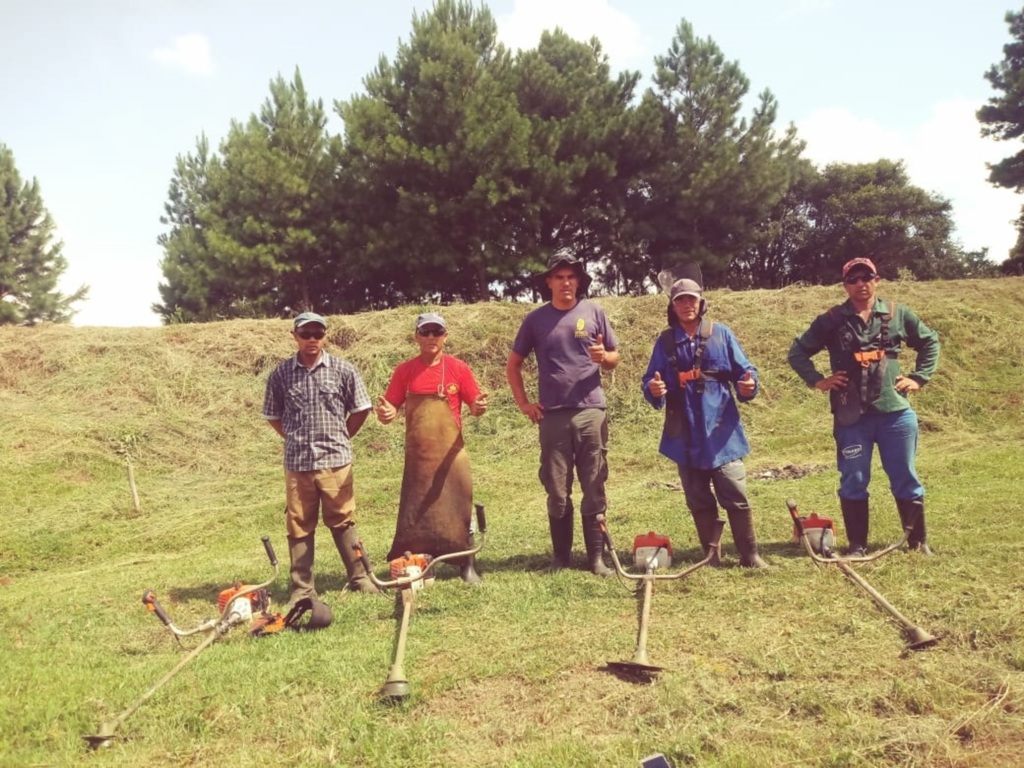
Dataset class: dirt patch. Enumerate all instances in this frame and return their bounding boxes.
[647,463,827,491]
[750,464,828,481]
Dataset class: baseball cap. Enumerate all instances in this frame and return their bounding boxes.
[293,312,327,330]
[415,312,447,331]
[842,258,877,278]
[669,278,703,300]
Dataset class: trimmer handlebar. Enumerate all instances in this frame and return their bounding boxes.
[261,536,278,568]
[142,590,172,627]
[356,505,488,591]
[596,514,724,581]
[786,499,909,565]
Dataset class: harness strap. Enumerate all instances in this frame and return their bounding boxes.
[828,300,893,410]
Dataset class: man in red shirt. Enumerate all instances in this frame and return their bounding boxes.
[376,313,488,582]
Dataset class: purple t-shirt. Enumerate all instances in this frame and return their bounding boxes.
[511,299,617,411]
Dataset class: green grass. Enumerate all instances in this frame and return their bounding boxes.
[1,278,1023,767]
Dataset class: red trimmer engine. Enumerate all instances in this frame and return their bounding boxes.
[632,531,672,571]
[792,512,835,556]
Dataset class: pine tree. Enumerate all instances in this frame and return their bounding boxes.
[978,9,1024,263]
[336,0,529,304]
[633,20,803,286]
[0,144,88,325]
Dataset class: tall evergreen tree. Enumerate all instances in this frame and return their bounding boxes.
[203,69,340,317]
[0,144,87,325]
[509,29,647,297]
[633,20,803,287]
[336,0,529,304]
[156,71,340,322]
[978,8,1024,262]
[153,135,224,323]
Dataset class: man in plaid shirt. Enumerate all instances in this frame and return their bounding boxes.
[263,312,378,601]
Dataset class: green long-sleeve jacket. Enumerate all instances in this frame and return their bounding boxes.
[788,297,940,414]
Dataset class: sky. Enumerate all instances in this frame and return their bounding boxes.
[1,0,1021,327]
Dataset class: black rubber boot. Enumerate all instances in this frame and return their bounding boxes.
[330,524,381,594]
[582,514,613,577]
[840,497,869,556]
[690,508,722,567]
[896,497,933,555]
[726,508,768,568]
[287,534,317,604]
[548,512,574,571]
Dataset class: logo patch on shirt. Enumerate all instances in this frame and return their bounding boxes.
[574,317,587,339]
[446,383,459,396]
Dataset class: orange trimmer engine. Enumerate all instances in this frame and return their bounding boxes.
[793,513,836,556]
[389,553,434,590]
[216,583,271,616]
[633,531,672,570]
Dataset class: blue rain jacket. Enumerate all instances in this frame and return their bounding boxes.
[641,320,758,470]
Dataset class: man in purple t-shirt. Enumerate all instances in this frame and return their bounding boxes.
[506,251,620,576]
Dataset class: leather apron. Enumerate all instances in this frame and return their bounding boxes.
[386,393,473,560]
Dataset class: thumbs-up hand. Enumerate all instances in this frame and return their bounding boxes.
[470,392,489,417]
[737,370,756,398]
[375,395,397,425]
[588,333,606,364]
[648,371,668,398]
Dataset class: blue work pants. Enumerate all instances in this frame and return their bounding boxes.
[834,408,924,502]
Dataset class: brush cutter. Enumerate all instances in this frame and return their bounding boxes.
[597,513,725,677]
[83,536,280,749]
[786,499,938,651]
[352,504,487,703]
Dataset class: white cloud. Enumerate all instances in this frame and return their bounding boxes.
[797,102,1020,260]
[496,0,644,71]
[151,33,214,77]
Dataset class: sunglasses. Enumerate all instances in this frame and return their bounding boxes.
[418,327,446,337]
[295,329,326,340]
[844,273,877,285]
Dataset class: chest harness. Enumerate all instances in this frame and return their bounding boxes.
[826,300,894,409]
[659,321,719,395]
[658,321,730,439]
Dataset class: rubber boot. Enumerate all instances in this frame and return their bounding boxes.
[548,513,574,571]
[840,497,869,557]
[726,508,768,568]
[287,534,317,604]
[690,508,722,567]
[330,524,380,594]
[460,532,483,584]
[582,514,613,577]
[896,497,933,556]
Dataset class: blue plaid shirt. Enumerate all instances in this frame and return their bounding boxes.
[262,352,372,471]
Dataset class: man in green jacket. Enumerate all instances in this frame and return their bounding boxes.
[788,258,941,556]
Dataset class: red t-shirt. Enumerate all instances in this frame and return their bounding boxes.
[383,354,482,430]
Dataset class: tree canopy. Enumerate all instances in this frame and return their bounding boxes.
[154,6,1001,323]
[0,144,88,325]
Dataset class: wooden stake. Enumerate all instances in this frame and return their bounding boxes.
[127,461,142,514]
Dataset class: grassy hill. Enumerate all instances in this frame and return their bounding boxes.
[1,278,1023,767]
